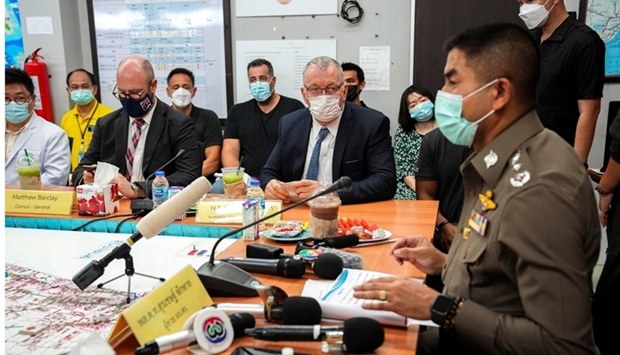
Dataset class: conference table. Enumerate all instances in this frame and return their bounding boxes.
[6,196,439,354]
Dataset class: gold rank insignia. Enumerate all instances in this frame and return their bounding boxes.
[478,189,497,212]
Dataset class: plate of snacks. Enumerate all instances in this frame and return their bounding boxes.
[263,221,311,242]
[338,217,391,243]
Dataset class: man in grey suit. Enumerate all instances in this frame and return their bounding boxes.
[72,55,200,198]
[353,23,600,354]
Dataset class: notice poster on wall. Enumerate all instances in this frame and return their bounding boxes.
[236,0,337,17]
[90,0,230,117]
[360,46,390,91]
[235,39,337,104]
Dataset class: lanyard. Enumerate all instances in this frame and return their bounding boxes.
[75,102,99,148]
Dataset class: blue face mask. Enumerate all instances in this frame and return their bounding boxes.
[434,79,497,146]
[409,100,434,122]
[120,91,153,118]
[5,102,32,124]
[70,89,95,106]
[250,81,272,102]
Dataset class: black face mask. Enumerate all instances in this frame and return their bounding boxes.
[120,92,153,118]
[346,85,359,102]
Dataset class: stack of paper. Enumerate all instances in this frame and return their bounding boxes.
[302,268,436,327]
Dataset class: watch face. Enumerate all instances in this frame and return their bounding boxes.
[431,294,455,326]
[432,294,454,314]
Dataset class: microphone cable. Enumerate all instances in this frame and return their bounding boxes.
[341,0,364,24]
[71,210,145,232]
[113,212,143,233]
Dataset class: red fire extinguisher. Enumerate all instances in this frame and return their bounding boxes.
[24,48,54,123]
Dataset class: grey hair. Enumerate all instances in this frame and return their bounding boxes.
[302,56,343,82]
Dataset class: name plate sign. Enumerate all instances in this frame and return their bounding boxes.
[5,189,73,215]
[196,199,282,225]
[109,265,213,346]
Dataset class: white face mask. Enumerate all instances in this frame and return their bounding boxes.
[519,0,554,30]
[308,95,343,123]
[171,87,192,108]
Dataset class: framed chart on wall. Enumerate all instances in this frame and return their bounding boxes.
[87,0,233,117]
[582,0,620,80]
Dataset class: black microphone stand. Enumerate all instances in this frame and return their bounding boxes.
[94,243,165,304]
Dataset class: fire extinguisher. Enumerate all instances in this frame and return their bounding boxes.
[24,48,54,123]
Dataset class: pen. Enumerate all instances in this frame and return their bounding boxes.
[352,238,400,248]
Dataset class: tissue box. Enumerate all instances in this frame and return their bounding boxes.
[76,183,120,216]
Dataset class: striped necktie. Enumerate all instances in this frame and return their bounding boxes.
[306,127,329,180]
[125,118,145,181]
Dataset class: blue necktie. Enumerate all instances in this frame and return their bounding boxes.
[306,127,329,181]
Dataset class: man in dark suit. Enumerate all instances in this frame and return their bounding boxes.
[72,55,201,198]
[260,56,396,204]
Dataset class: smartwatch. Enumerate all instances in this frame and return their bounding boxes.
[430,294,457,326]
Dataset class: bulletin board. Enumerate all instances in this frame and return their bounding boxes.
[87,0,233,117]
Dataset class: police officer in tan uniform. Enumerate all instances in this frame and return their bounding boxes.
[353,23,600,354]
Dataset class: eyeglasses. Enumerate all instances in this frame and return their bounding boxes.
[112,83,150,100]
[5,96,32,105]
[304,84,343,97]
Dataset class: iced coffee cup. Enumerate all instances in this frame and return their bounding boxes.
[16,156,42,190]
[222,167,246,199]
[308,187,341,239]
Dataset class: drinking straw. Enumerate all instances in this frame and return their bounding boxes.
[237,156,244,175]
[24,149,31,165]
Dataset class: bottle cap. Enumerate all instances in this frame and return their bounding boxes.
[155,171,165,177]
[250,179,260,187]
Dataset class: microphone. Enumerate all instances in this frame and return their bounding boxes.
[221,257,306,278]
[245,243,345,279]
[295,242,364,270]
[303,253,343,280]
[314,234,359,248]
[72,176,211,290]
[135,308,254,355]
[244,317,384,354]
[216,296,322,325]
[197,176,353,297]
[130,148,186,214]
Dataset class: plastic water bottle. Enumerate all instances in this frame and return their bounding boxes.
[152,171,169,208]
[246,178,265,228]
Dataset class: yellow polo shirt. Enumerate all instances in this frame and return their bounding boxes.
[60,101,113,171]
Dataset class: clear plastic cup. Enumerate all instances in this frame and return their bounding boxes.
[222,167,245,199]
[308,187,341,239]
[16,156,42,190]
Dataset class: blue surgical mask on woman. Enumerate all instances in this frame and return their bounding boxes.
[250,80,272,102]
[409,100,434,122]
[120,91,153,118]
[5,102,32,124]
[434,79,498,146]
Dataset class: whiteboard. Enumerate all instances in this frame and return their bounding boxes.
[235,39,337,105]
[89,0,231,117]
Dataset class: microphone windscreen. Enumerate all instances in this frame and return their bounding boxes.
[337,176,352,189]
[277,258,306,278]
[282,296,322,325]
[323,234,359,249]
[317,247,364,269]
[136,176,211,239]
[313,253,343,279]
[229,312,255,338]
[343,317,384,353]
